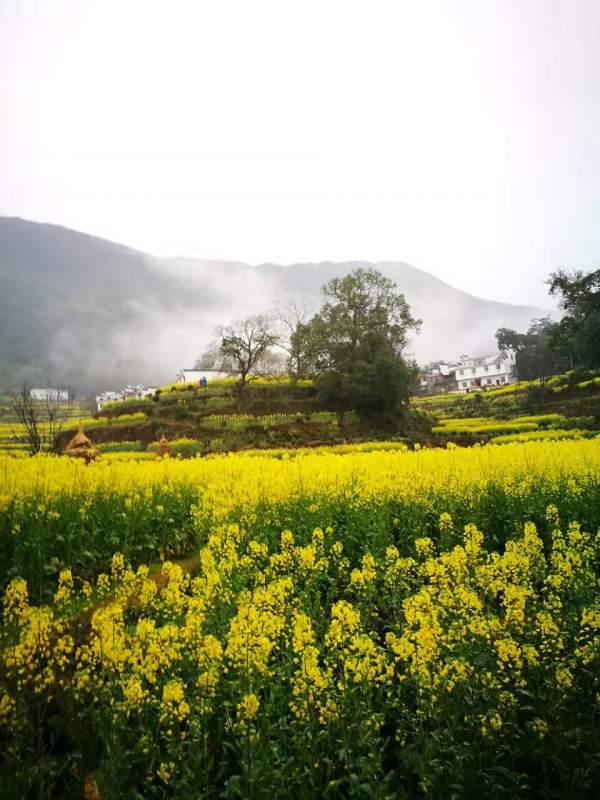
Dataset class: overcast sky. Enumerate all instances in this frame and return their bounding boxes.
[1,0,599,306]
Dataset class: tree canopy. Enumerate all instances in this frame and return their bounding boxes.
[495,317,570,384]
[548,268,600,369]
[216,315,280,400]
[293,268,420,417]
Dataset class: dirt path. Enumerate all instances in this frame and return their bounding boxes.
[146,553,200,589]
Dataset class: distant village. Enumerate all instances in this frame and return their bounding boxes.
[29,351,518,412]
[95,370,228,410]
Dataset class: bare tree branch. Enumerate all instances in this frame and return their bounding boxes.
[43,392,73,452]
[12,386,41,455]
[12,387,73,455]
[273,300,310,375]
[216,315,279,401]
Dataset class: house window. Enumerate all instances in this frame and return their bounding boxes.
[458,369,463,377]
[484,365,489,372]
[471,368,475,375]
[487,378,492,385]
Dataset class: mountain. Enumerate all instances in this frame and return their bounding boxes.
[0,217,545,391]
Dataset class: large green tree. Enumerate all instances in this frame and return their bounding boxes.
[293,268,420,417]
[495,317,570,385]
[548,268,600,369]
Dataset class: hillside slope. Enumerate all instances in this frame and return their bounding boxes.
[0,217,545,389]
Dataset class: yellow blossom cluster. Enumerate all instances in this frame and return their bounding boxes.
[1,438,600,796]
[2,438,600,521]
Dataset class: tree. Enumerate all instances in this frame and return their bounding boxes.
[12,386,73,455]
[216,315,280,401]
[548,268,600,319]
[273,300,310,376]
[495,317,570,385]
[293,268,421,417]
[193,340,223,371]
[12,387,41,455]
[548,268,600,369]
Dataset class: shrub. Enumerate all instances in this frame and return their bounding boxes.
[97,441,143,453]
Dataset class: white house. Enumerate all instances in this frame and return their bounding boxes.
[29,387,70,403]
[453,352,516,392]
[95,391,122,411]
[177,369,232,384]
[418,363,456,394]
[121,385,157,399]
[96,385,157,411]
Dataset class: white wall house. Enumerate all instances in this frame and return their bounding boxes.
[96,385,158,411]
[177,369,232,384]
[454,352,516,392]
[95,391,122,411]
[121,385,157,399]
[29,387,70,403]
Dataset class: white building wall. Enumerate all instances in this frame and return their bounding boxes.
[95,386,157,411]
[454,353,516,391]
[96,392,121,411]
[29,388,69,402]
[177,370,232,383]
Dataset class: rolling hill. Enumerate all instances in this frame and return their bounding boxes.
[0,217,546,390]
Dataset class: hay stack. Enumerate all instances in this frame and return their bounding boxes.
[65,426,92,451]
[64,426,99,463]
[157,434,171,457]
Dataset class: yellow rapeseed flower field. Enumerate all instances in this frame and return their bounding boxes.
[1,438,600,797]
[2,437,599,512]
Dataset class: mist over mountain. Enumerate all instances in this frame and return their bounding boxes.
[0,217,546,391]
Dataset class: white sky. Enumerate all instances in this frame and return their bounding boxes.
[1,0,599,306]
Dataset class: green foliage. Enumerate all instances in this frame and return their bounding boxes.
[490,428,596,444]
[414,369,600,414]
[496,317,571,383]
[63,412,147,430]
[170,439,203,458]
[200,412,343,432]
[495,268,600,378]
[3,464,600,796]
[548,268,600,368]
[147,437,202,457]
[433,411,599,440]
[296,268,420,418]
[97,440,143,453]
[101,396,153,415]
[0,486,198,603]
[434,419,539,436]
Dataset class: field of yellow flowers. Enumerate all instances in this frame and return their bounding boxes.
[2,439,600,797]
